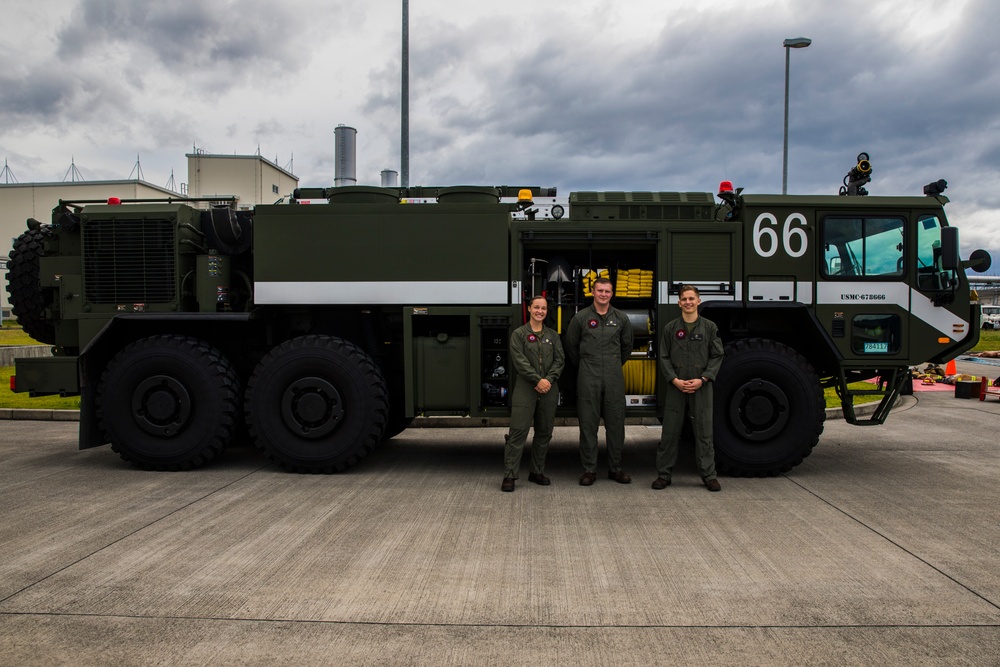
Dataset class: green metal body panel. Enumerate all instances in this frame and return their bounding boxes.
[252,203,511,304]
[401,305,516,417]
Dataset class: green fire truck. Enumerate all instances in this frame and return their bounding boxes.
[7,162,990,474]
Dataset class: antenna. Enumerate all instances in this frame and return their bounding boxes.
[63,157,85,182]
[128,153,145,181]
[0,158,17,184]
[166,169,177,192]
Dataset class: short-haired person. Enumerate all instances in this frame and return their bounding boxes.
[653,285,724,492]
[502,296,565,492]
[565,277,633,485]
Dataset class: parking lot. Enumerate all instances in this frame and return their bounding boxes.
[1,386,998,665]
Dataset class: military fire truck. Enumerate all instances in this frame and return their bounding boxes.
[7,160,990,474]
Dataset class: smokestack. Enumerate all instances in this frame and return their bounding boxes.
[334,125,357,187]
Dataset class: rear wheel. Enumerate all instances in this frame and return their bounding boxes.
[97,336,240,470]
[245,336,388,473]
[713,338,825,476]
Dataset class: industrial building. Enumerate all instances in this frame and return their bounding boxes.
[1,152,298,319]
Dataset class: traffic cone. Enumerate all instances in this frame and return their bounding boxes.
[945,359,957,376]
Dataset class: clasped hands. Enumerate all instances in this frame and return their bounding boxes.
[673,377,704,394]
[534,379,552,395]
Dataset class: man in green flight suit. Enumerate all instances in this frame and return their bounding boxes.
[566,277,634,485]
[653,284,725,492]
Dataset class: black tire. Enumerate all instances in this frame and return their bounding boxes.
[713,338,825,476]
[5,226,56,345]
[97,336,241,470]
[245,336,388,473]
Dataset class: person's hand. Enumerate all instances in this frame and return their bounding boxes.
[673,378,703,394]
[535,378,552,394]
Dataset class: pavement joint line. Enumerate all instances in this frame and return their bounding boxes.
[0,463,272,607]
[0,611,998,630]
[781,474,1000,614]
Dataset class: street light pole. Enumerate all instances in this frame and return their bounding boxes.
[401,0,409,188]
[782,37,811,195]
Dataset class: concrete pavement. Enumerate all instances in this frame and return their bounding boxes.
[1,390,998,665]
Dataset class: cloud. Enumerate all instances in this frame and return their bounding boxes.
[0,69,78,120]
[55,0,315,83]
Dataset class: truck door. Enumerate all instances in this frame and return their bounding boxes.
[815,212,909,361]
[909,212,975,362]
[815,209,974,365]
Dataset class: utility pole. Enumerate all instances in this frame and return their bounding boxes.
[401,0,409,188]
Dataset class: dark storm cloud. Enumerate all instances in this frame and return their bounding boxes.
[0,70,78,118]
[367,6,799,190]
[1,0,343,144]
[56,0,322,84]
[364,0,1000,207]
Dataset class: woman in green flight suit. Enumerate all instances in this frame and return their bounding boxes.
[501,296,565,492]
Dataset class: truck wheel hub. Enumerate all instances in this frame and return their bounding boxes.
[281,377,343,438]
[132,375,192,437]
[729,379,789,441]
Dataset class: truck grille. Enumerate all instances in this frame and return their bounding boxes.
[83,218,176,304]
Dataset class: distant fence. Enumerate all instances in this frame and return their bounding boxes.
[0,345,52,366]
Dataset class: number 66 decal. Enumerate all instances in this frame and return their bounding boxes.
[752,212,808,258]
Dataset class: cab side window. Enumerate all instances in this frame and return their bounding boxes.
[822,216,905,278]
[915,214,956,292]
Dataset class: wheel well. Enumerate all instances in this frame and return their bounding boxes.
[700,303,839,378]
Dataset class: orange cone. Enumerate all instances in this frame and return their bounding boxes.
[945,359,957,375]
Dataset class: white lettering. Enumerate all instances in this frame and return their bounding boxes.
[753,212,809,259]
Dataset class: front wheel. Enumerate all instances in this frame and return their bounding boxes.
[97,336,241,470]
[713,338,825,476]
[245,336,388,473]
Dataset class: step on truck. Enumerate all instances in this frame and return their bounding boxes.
[7,160,991,474]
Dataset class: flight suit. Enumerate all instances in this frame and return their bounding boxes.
[503,323,565,478]
[566,304,633,473]
[657,315,724,480]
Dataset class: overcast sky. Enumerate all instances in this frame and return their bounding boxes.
[2,0,998,260]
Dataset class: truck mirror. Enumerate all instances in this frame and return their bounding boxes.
[966,248,992,273]
[940,227,960,271]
